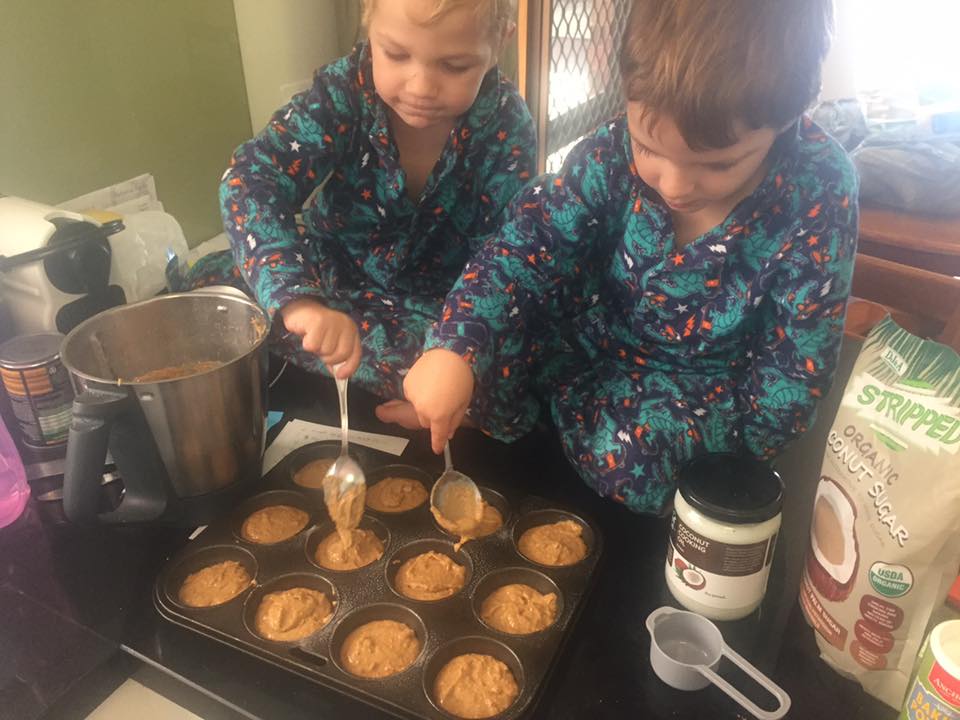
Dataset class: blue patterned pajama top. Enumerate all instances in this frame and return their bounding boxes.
[426,116,859,514]
[186,42,536,399]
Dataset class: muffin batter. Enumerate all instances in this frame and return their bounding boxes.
[366,476,428,513]
[518,520,587,566]
[394,551,466,601]
[314,528,384,571]
[433,653,520,719]
[323,475,366,540]
[480,584,558,635]
[254,587,334,642]
[293,458,335,489]
[340,619,421,678]
[241,505,309,544]
[434,500,503,552]
[178,560,252,607]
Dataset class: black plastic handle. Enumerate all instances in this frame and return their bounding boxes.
[63,386,129,524]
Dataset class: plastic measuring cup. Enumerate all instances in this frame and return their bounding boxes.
[0,416,29,528]
[646,606,791,720]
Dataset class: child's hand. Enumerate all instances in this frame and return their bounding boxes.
[280,298,361,379]
[402,349,474,454]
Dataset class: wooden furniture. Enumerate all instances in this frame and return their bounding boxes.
[845,253,960,349]
[858,207,960,276]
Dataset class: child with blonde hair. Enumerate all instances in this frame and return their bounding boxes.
[383,0,859,515]
[188,0,534,395]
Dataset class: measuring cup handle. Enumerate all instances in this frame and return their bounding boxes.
[645,606,678,636]
[698,645,791,720]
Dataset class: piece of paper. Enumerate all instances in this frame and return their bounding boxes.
[60,173,163,215]
[262,419,409,474]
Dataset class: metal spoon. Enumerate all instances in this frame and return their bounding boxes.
[323,365,366,530]
[430,440,483,535]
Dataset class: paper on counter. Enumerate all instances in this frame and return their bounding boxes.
[262,419,410,474]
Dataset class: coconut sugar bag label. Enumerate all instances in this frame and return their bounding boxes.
[800,317,960,709]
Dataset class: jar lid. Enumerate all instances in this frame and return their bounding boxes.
[0,333,64,368]
[678,453,783,524]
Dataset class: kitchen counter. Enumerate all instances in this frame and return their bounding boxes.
[0,341,898,719]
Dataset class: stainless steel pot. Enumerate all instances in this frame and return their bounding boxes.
[60,292,269,525]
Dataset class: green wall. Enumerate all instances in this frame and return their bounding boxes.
[0,0,252,245]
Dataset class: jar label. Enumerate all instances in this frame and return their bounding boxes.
[666,512,776,609]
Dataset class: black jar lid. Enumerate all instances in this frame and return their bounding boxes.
[678,453,783,524]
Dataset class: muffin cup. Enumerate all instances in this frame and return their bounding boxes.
[232,490,314,546]
[471,567,564,636]
[512,509,595,568]
[164,544,258,611]
[305,515,391,573]
[364,464,434,514]
[330,603,428,680]
[423,636,526,719]
[286,441,366,498]
[243,572,339,644]
[386,539,473,603]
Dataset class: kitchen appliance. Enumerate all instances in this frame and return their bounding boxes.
[60,292,269,526]
[0,195,126,336]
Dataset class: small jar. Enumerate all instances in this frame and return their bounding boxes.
[665,454,783,621]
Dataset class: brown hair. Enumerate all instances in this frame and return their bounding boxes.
[619,0,834,150]
[361,0,515,39]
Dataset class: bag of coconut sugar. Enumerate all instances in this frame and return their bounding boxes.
[799,316,960,709]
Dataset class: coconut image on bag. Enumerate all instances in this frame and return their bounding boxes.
[799,317,960,709]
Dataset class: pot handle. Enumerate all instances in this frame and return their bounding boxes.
[698,643,792,720]
[63,387,128,523]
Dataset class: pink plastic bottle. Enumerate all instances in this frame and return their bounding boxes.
[0,417,29,528]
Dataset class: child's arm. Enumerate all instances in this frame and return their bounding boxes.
[407,132,617,450]
[219,57,356,318]
[466,82,536,249]
[740,165,860,458]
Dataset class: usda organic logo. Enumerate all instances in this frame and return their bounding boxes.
[868,562,913,598]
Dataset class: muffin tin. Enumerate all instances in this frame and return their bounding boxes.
[154,441,602,719]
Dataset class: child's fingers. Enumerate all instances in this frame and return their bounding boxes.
[339,339,362,378]
[318,331,339,358]
[300,327,324,355]
[430,422,449,455]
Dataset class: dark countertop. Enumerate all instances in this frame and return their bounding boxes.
[0,341,898,720]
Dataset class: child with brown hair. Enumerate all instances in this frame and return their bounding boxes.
[380,0,859,515]
[187,0,534,395]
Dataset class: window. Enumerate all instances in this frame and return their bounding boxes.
[522,0,631,173]
[848,0,959,122]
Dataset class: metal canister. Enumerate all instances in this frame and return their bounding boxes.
[900,620,960,719]
[0,334,74,448]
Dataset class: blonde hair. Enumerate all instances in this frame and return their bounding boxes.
[620,0,834,150]
[360,0,515,39]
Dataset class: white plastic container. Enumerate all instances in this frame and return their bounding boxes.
[665,454,783,621]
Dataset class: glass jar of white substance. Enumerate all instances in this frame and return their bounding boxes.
[665,454,784,621]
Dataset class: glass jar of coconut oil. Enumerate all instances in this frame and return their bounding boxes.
[665,454,784,621]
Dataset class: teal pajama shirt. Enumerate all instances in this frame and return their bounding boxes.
[427,116,859,515]
[186,42,536,400]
